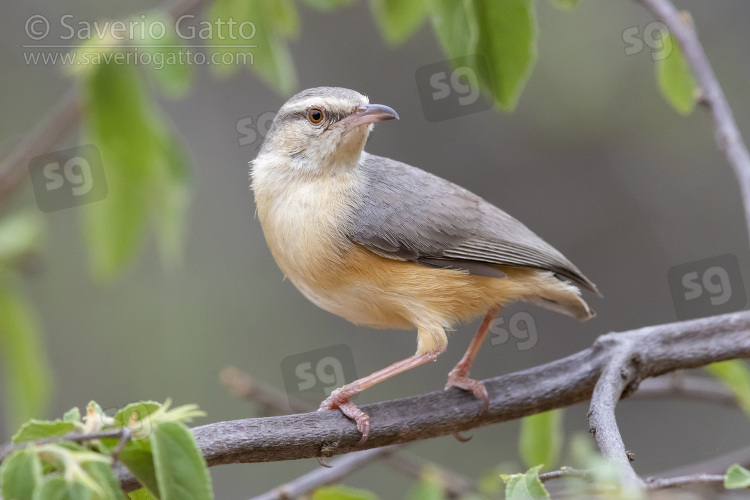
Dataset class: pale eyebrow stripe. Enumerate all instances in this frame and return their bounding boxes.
[281,96,368,114]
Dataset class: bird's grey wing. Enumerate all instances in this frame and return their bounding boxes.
[348,154,599,294]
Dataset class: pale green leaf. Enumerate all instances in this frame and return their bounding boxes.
[129,488,160,500]
[32,476,91,500]
[548,0,579,10]
[63,407,82,424]
[82,461,128,500]
[519,410,563,471]
[407,466,444,500]
[150,421,212,500]
[302,0,356,9]
[207,0,296,94]
[312,485,380,500]
[0,449,43,500]
[135,14,193,97]
[0,285,52,433]
[0,212,43,271]
[273,0,300,37]
[82,60,156,280]
[370,0,427,45]
[503,465,550,500]
[150,133,191,269]
[119,444,160,497]
[113,401,162,428]
[430,0,478,60]
[473,0,538,110]
[705,360,750,417]
[725,464,750,489]
[12,420,75,444]
[656,32,697,115]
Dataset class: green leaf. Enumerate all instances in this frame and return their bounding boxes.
[0,285,52,432]
[502,465,550,500]
[206,0,296,94]
[135,14,193,97]
[32,476,91,500]
[547,0,579,10]
[12,420,75,444]
[273,0,300,37]
[63,407,82,424]
[119,443,160,497]
[113,401,162,428]
[150,134,191,269]
[302,0,356,9]
[150,421,212,500]
[82,461,128,500]
[370,0,427,45]
[472,0,538,110]
[656,31,697,115]
[312,485,380,500]
[406,466,444,500]
[705,360,750,417]
[82,56,192,279]
[519,410,563,471]
[0,212,43,271]
[1,449,43,500]
[430,0,478,60]
[725,464,750,489]
[129,489,160,500]
[82,60,155,280]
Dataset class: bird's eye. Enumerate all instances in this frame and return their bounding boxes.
[308,108,324,124]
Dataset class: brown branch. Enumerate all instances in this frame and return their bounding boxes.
[109,310,750,491]
[634,0,750,242]
[221,367,478,497]
[587,338,645,488]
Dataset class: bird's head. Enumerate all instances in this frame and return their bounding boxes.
[257,87,398,173]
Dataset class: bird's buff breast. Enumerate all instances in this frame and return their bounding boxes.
[253,165,409,328]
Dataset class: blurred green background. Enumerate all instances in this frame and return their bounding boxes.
[2,0,750,497]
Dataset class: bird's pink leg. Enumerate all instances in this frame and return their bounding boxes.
[445,304,502,412]
[319,349,444,444]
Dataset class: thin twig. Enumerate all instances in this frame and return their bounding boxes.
[250,446,401,500]
[0,428,126,461]
[645,473,726,490]
[538,467,594,484]
[634,0,750,243]
[631,374,737,407]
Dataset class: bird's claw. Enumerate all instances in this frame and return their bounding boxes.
[445,375,489,413]
[319,389,370,444]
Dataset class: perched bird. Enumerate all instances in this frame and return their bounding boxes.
[251,87,599,444]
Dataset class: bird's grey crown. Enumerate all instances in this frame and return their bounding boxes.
[282,87,366,108]
[348,154,600,295]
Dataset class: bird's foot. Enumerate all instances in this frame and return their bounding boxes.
[444,373,489,413]
[319,387,370,445]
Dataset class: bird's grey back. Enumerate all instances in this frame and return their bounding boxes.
[348,154,599,294]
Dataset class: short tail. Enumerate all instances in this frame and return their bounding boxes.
[526,272,596,321]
